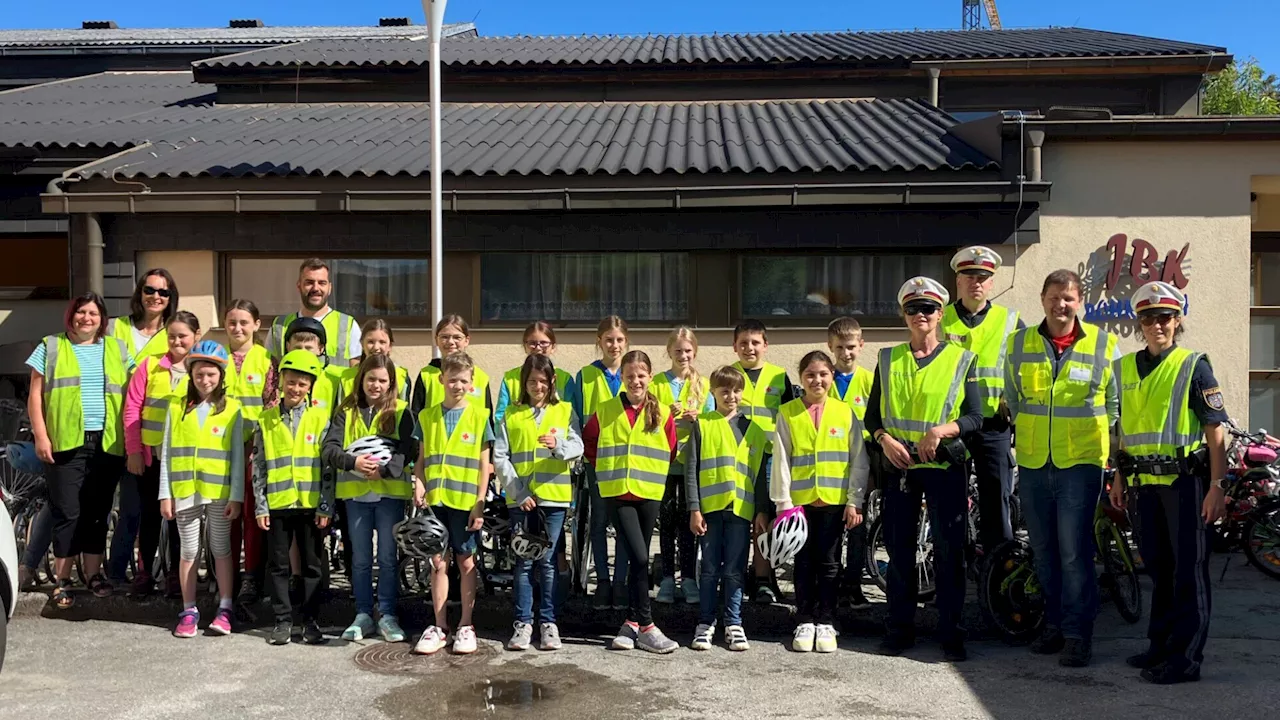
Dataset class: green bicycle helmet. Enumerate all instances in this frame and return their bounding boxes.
[278,349,323,380]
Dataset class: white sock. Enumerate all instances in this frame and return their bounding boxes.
[219,597,233,611]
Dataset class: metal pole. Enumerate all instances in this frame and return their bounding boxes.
[429,17,444,333]
[85,212,104,296]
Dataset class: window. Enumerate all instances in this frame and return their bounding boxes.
[0,237,68,300]
[1253,252,1280,306]
[226,256,428,319]
[741,254,950,322]
[1250,377,1280,435]
[480,253,689,323]
[1251,313,1280,371]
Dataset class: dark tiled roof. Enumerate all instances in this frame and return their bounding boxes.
[194,27,1226,70]
[62,97,995,179]
[0,72,213,148]
[0,23,477,48]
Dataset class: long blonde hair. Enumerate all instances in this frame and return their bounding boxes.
[595,315,629,357]
[666,325,704,411]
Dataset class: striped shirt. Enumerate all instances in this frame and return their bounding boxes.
[26,340,107,432]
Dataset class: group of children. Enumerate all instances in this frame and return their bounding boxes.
[128,297,879,655]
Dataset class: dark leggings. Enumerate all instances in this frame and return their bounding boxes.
[659,473,698,580]
[45,434,123,558]
[606,497,661,625]
[137,459,179,577]
[794,504,846,625]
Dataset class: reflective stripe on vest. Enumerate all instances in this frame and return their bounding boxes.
[1118,347,1204,486]
[733,362,787,454]
[651,372,709,450]
[418,364,491,410]
[419,401,490,510]
[942,303,1019,417]
[579,364,619,420]
[505,401,574,503]
[259,403,329,510]
[340,364,410,404]
[225,344,272,435]
[142,358,188,447]
[595,395,672,501]
[272,310,356,364]
[111,316,168,366]
[167,397,241,500]
[832,365,874,439]
[41,334,130,455]
[696,412,764,521]
[879,343,975,470]
[1007,322,1116,470]
[780,397,853,507]
[337,399,412,500]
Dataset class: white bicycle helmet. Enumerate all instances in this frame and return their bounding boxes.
[757,506,808,568]
[510,511,553,562]
[345,435,394,466]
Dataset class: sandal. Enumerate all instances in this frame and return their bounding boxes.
[88,573,114,599]
[52,580,75,609]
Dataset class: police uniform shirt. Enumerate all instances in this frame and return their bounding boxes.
[950,300,1028,331]
[1122,345,1228,427]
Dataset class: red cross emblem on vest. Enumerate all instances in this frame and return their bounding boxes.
[462,432,472,442]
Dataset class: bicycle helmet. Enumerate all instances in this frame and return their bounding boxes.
[757,506,808,568]
[510,510,553,561]
[278,349,323,380]
[6,440,43,474]
[394,511,449,560]
[186,340,230,371]
[345,435,394,466]
[284,316,328,349]
[482,499,510,537]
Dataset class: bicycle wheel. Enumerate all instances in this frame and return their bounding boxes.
[570,479,593,595]
[864,508,936,602]
[1098,523,1142,623]
[978,538,1045,644]
[398,555,431,597]
[1242,499,1280,581]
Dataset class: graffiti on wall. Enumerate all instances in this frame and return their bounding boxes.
[1083,234,1191,323]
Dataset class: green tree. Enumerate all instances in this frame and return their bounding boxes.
[1203,58,1280,115]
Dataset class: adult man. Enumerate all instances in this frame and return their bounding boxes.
[267,258,361,367]
[1005,269,1119,668]
[942,246,1022,552]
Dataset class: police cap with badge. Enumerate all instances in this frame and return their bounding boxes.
[950,246,1003,279]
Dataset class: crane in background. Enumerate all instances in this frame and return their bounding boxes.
[962,0,1002,30]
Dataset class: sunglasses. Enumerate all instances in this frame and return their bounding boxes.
[904,303,940,316]
[1139,312,1177,326]
[142,286,172,298]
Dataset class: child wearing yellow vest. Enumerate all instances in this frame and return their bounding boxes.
[222,299,273,607]
[771,351,868,654]
[576,315,631,610]
[322,354,418,644]
[272,317,340,414]
[584,350,680,654]
[652,326,714,606]
[340,318,410,404]
[495,321,579,425]
[123,310,201,598]
[253,350,334,646]
[158,341,244,638]
[827,317,876,609]
[411,314,492,416]
[412,352,493,656]
[493,353,584,651]
[731,319,799,604]
[686,366,770,652]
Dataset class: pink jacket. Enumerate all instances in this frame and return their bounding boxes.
[124,354,177,465]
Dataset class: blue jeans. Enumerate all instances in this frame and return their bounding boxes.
[347,497,405,617]
[1020,464,1102,640]
[107,471,142,580]
[22,502,53,570]
[587,466,628,585]
[510,507,566,624]
[698,510,750,627]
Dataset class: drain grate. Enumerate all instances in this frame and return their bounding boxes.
[353,641,499,676]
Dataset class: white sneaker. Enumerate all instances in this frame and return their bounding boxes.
[691,622,715,651]
[413,625,447,655]
[453,625,478,655]
[726,624,750,651]
[815,624,838,653]
[792,623,816,653]
[507,622,533,651]
[611,622,638,650]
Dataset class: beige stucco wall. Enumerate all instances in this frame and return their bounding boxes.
[137,250,219,334]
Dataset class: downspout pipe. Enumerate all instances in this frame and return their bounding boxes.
[1026,129,1046,183]
[928,67,941,108]
[46,176,102,296]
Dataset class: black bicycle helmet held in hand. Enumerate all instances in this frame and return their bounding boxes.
[394,511,449,560]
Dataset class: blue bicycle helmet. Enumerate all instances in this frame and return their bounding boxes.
[186,340,230,371]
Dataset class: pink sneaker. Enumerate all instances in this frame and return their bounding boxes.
[208,608,233,636]
[174,609,199,638]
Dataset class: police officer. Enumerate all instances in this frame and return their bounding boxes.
[1005,269,1119,667]
[1110,280,1227,685]
[267,258,361,367]
[866,277,984,661]
[943,246,1022,552]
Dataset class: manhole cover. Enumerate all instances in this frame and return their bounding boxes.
[353,641,499,676]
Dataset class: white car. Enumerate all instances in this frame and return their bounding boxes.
[0,496,16,673]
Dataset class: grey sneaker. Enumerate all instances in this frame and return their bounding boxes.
[539,623,562,651]
[378,615,406,643]
[681,577,699,605]
[637,625,679,654]
[341,613,377,641]
[611,623,638,650]
[507,622,533,651]
[655,577,676,604]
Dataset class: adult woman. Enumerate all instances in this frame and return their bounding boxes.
[106,268,179,585]
[864,277,983,662]
[1110,280,1227,685]
[26,293,131,607]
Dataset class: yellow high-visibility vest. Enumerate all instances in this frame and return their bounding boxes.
[651,371,709,451]
[336,400,411,500]
[780,397,854,506]
[879,343,975,470]
[733,361,787,454]
[419,401,490,510]
[225,344,272,438]
[110,316,167,366]
[167,397,242,500]
[270,310,358,364]
[418,364,491,409]
[832,365,874,439]
[579,364,620,420]
[503,365,573,409]
[505,401,574,504]
[942,303,1019,418]
[141,358,188,447]
[695,411,765,521]
[594,395,672,501]
[40,334,130,455]
[1118,347,1205,486]
[1007,322,1117,470]
[258,402,329,510]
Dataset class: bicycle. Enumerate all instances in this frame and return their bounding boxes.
[1095,471,1142,624]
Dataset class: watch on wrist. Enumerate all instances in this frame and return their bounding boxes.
[1214,478,1229,490]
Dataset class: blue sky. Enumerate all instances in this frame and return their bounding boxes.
[7,1,1277,72]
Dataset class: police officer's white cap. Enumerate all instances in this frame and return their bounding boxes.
[1131,281,1185,315]
[898,277,950,308]
[950,246,1003,275]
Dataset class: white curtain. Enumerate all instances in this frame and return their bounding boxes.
[482,253,688,322]
[742,254,949,317]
